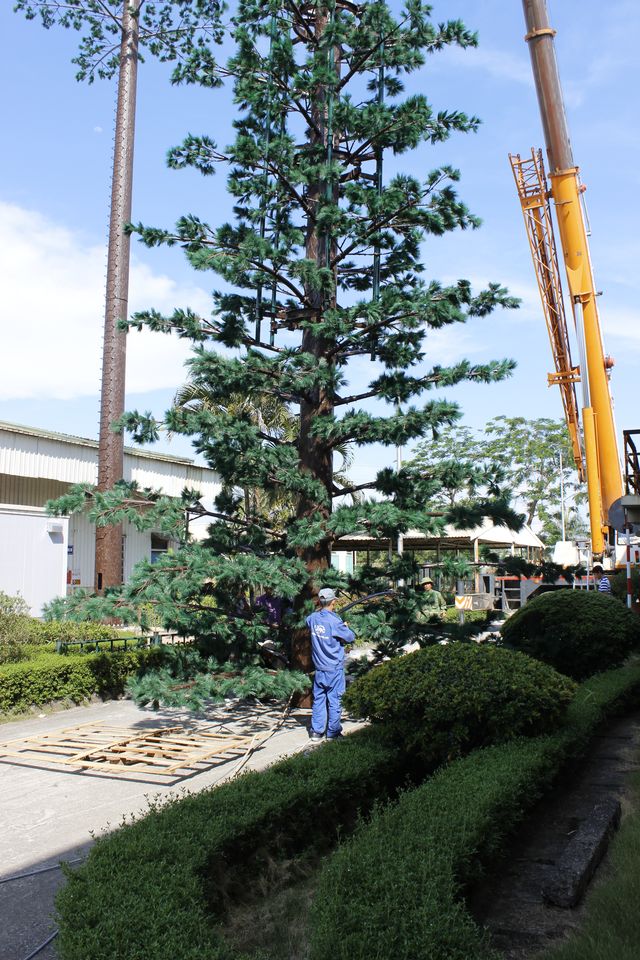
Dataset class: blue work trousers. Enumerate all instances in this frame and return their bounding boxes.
[311,668,345,738]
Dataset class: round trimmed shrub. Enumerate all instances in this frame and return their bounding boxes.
[343,643,576,764]
[500,589,640,680]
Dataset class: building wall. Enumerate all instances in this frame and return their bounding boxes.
[0,423,220,608]
[66,511,96,589]
[0,506,68,615]
[0,473,69,508]
[0,424,220,502]
[66,512,178,591]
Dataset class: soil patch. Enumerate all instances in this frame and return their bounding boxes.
[470,711,640,958]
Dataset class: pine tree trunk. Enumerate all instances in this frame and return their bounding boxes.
[291,3,340,675]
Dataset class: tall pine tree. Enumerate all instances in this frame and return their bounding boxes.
[51,0,521,671]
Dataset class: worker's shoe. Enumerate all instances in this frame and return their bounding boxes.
[309,730,324,742]
[327,732,344,740]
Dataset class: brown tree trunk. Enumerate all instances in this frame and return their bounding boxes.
[95,0,140,593]
[291,3,341,677]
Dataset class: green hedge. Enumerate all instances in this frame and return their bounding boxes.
[344,644,576,763]
[309,663,640,960]
[30,621,116,645]
[56,662,640,960]
[0,648,165,713]
[501,589,640,679]
[56,727,403,960]
[0,616,116,647]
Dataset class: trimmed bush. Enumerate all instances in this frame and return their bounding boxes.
[310,663,640,960]
[0,613,38,646]
[56,727,403,960]
[31,621,115,646]
[0,615,115,648]
[343,643,576,763]
[0,642,58,665]
[0,648,164,713]
[55,662,640,960]
[500,589,640,679]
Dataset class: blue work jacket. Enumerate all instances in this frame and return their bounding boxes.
[306,608,355,671]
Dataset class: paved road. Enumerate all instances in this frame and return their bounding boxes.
[0,697,359,960]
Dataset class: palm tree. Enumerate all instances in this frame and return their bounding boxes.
[172,381,357,531]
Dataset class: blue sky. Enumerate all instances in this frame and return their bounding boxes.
[1,0,638,488]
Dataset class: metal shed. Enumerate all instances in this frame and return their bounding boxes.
[0,421,220,615]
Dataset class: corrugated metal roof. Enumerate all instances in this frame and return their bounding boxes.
[0,421,220,496]
[0,420,193,466]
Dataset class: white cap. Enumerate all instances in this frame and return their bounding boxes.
[318,588,337,602]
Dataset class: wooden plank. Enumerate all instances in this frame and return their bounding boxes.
[0,722,265,779]
[71,758,184,776]
[87,752,177,767]
[62,728,182,763]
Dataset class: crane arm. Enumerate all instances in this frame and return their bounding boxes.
[510,148,584,481]
[515,0,623,555]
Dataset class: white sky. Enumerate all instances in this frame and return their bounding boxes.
[1,0,639,485]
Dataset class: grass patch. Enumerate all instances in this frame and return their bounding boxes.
[222,855,318,960]
[542,770,640,960]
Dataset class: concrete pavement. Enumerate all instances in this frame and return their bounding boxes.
[0,696,360,960]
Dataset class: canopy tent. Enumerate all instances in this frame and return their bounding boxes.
[335,520,544,554]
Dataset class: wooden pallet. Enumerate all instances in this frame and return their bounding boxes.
[0,722,258,779]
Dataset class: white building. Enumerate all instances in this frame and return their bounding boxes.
[0,421,220,616]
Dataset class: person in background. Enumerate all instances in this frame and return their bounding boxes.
[307,587,355,742]
[254,586,284,631]
[417,576,447,620]
[592,564,612,594]
[254,586,290,665]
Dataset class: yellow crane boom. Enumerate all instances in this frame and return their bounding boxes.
[512,0,623,556]
[509,149,584,481]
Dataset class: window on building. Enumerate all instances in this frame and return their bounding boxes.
[150,534,169,564]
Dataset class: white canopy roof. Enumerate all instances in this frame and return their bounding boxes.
[336,519,544,552]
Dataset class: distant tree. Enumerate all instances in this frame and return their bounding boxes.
[49,1,522,673]
[409,416,582,539]
[406,423,504,508]
[483,416,581,531]
[537,503,588,545]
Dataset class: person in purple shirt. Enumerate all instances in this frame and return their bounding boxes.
[254,587,284,629]
[307,587,355,741]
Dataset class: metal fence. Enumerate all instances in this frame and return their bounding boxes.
[54,633,192,654]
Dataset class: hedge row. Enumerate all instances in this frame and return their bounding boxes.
[309,663,640,960]
[0,617,116,647]
[56,662,640,960]
[56,726,403,960]
[0,648,165,713]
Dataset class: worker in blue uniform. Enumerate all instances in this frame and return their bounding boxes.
[307,587,355,741]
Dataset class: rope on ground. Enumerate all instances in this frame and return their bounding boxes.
[225,692,296,781]
[20,928,58,960]
[0,858,85,885]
